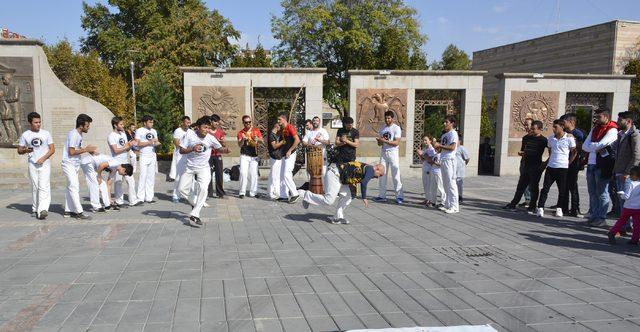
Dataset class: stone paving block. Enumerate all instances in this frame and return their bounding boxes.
[580,320,640,332]
[279,317,310,332]
[200,321,228,332]
[62,301,103,326]
[523,291,584,306]
[548,303,619,322]
[119,301,152,324]
[253,318,283,332]
[174,298,201,323]
[245,278,270,296]
[226,297,252,321]
[248,296,278,319]
[35,302,79,327]
[530,322,591,332]
[58,284,93,303]
[294,293,329,317]
[357,313,391,329]
[202,279,224,298]
[201,298,225,322]
[563,288,628,303]
[480,292,542,308]
[265,277,292,295]
[503,306,571,325]
[227,319,257,332]
[147,299,176,323]
[224,279,247,298]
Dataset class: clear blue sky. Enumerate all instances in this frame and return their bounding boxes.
[2,0,639,62]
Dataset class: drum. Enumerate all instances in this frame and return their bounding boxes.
[306,147,324,194]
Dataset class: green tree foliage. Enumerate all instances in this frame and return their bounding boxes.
[231,43,272,67]
[481,95,497,139]
[624,58,640,113]
[136,68,178,154]
[271,0,428,116]
[44,40,132,122]
[431,44,471,70]
[80,0,241,129]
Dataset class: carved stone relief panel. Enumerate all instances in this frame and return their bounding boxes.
[509,91,559,138]
[355,89,407,137]
[191,86,245,133]
[0,57,34,147]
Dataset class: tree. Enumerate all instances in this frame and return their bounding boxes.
[231,43,272,67]
[481,96,497,139]
[136,67,178,155]
[431,44,471,70]
[624,58,640,113]
[271,0,428,116]
[44,40,132,122]
[80,0,241,129]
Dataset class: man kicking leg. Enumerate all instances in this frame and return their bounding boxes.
[296,161,385,224]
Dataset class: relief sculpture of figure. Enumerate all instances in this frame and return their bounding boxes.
[1,73,22,143]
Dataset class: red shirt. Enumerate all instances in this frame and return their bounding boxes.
[283,123,297,138]
[208,128,226,157]
[237,127,263,157]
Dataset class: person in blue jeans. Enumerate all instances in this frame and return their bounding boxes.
[583,108,619,227]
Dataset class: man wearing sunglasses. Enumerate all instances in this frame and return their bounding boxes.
[237,115,263,198]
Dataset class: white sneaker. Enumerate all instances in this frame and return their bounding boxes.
[444,208,459,214]
[203,202,210,208]
[555,208,563,217]
[536,207,544,217]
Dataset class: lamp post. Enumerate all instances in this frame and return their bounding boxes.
[130,61,137,126]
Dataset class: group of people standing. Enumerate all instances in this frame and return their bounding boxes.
[502,108,640,245]
[17,108,468,226]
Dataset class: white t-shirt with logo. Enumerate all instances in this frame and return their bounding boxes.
[180,130,222,170]
[456,145,470,178]
[19,129,53,165]
[303,127,330,161]
[91,154,121,171]
[431,153,442,175]
[440,130,459,160]
[107,131,129,164]
[422,146,435,172]
[62,129,83,166]
[135,127,158,157]
[379,124,401,152]
[173,127,188,159]
[547,133,576,169]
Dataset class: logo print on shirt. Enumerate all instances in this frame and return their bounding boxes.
[195,144,207,153]
[145,133,154,140]
[118,138,126,146]
[382,132,391,141]
[31,138,42,147]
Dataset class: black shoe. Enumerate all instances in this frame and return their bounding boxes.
[189,215,202,227]
[289,195,301,204]
[627,240,639,245]
[38,211,48,220]
[302,200,309,209]
[502,204,517,211]
[253,193,262,199]
[91,207,106,213]
[517,202,529,208]
[132,201,143,207]
[607,210,619,218]
[549,205,559,210]
[167,178,175,182]
[74,213,92,220]
[526,207,536,214]
[63,211,73,218]
[238,194,245,199]
[607,232,617,245]
[277,198,288,202]
[147,200,157,204]
[106,205,120,211]
[458,196,463,203]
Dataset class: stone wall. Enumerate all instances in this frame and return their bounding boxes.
[494,73,632,175]
[0,39,115,171]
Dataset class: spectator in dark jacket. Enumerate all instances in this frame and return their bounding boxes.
[613,111,640,215]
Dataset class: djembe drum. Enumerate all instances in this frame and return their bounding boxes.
[306,147,324,194]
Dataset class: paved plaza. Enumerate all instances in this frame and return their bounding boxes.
[1,174,640,332]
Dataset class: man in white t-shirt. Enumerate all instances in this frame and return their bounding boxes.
[17,112,55,220]
[178,116,229,226]
[108,116,140,207]
[135,115,161,203]
[374,111,404,204]
[171,116,191,202]
[92,154,134,210]
[434,116,459,214]
[455,137,471,203]
[303,116,330,180]
[536,119,577,218]
[62,114,96,220]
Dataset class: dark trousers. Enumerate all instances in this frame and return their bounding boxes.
[510,166,543,208]
[538,167,568,211]
[565,166,581,212]
[208,155,225,197]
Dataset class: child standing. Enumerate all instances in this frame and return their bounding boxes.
[417,135,434,206]
[427,146,446,208]
[608,166,640,245]
[456,137,470,203]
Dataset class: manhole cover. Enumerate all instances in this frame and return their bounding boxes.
[433,245,520,263]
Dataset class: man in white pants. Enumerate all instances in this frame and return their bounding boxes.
[237,115,263,198]
[81,152,105,212]
[374,111,404,204]
[171,116,192,202]
[434,115,460,214]
[62,114,95,220]
[17,112,55,220]
[178,116,229,226]
[108,116,140,207]
[455,136,470,203]
[169,116,191,184]
[136,115,161,204]
[277,113,302,203]
[297,161,385,224]
[93,154,134,210]
[303,116,330,182]
[267,122,286,200]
